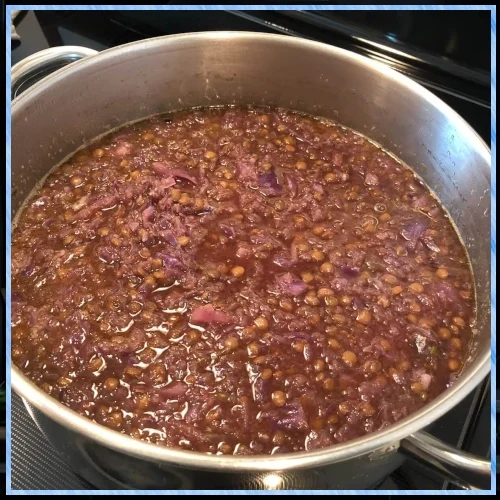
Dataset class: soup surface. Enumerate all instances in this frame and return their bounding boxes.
[12,107,474,455]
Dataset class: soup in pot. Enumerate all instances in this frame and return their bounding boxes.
[12,107,474,455]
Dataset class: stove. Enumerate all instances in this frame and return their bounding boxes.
[10,8,492,491]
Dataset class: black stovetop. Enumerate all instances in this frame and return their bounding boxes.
[10,9,492,492]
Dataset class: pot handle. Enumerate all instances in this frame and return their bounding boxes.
[11,46,98,99]
[400,431,491,490]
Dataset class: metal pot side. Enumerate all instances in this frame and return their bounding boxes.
[10,33,491,483]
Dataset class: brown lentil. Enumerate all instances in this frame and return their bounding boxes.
[272,391,287,407]
[438,327,452,340]
[254,316,269,330]
[231,266,245,277]
[320,262,333,274]
[342,351,358,367]
[436,268,449,279]
[409,282,424,293]
[356,310,372,325]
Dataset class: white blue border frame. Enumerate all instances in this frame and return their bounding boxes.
[5,4,497,495]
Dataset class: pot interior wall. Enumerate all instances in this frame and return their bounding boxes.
[11,34,490,373]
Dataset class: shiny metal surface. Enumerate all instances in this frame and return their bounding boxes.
[24,398,404,490]
[11,45,98,92]
[400,432,491,490]
[10,32,491,486]
[404,432,490,476]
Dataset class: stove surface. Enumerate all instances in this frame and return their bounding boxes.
[10,9,492,492]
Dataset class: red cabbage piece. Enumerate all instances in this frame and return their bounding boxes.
[157,253,185,270]
[290,241,299,261]
[115,143,132,156]
[190,304,232,324]
[260,401,308,431]
[199,165,210,194]
[409,325,439,342]
[160,381,188,399]
[72,195,89,212]
[272,253,297,269]
[278,331,311,341]
[250,232,282,248]
[73,194,117,221]
[411,368,433,390]
[151,161,175,176]
[160,231,180,248]
[150,177,176,198]
[341,266,360,278]
[401,220,428,252]
[358,379,387,401]
[305,430,334,451]
[125,354,139,366]
[427,281,462,309]
[237,157,258,182]
[352,297,365,310]
[96,246,117,265]
[420,373,432,390]
[11,251,32,277]
[64,311,90,347]
[312,183,324,194]
[271,273,308,296]
[184,397,216,424]
[141,206,155,228]
[422,237,441,252]
[41,218,53,230]
[364,172,380,185]
[128,221,140,233]
[236,245,252,259]
[258,172,283,197]
[169,169,198,185]
[235,394,252,429]
[152,162,198,184]
[285,174,298,198]
[286,280,309,297]
[435,281,461,303]
[252,377,269,404]
[219,223,236,238]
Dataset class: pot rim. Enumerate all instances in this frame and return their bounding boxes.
[10,31,491,472]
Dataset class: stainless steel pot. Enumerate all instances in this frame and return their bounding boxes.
[10,32,492,490]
